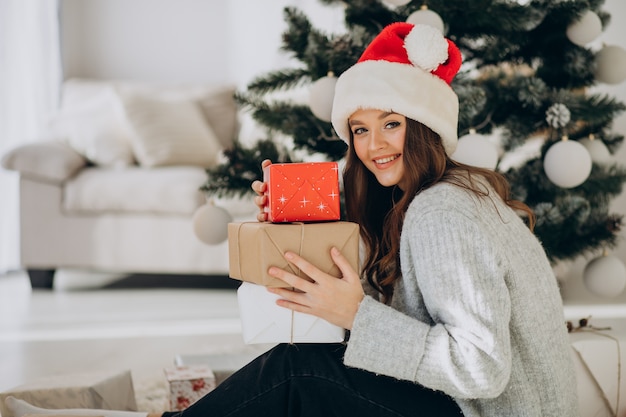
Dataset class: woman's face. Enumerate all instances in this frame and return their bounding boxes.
[350,109,408,190]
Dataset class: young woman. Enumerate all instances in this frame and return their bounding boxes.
[6,22,578,417]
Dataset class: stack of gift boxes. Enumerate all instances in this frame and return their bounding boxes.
[227,161,360,344]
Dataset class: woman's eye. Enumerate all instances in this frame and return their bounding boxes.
[353,127,366,135]
[385,121,400,129]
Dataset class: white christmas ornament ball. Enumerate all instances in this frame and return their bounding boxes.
[566,10,603,46]
[406,8,445,33]
[384,0,411,6]
[583,255,626,298]
[543,140,592,188]
[451,133,499,170]
[578,137,611,165]
[595,44,626,85]
[192,202,233,245]
[309,74,337,122]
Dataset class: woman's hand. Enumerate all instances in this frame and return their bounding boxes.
[268,246,365,330]
[251,159,272,222]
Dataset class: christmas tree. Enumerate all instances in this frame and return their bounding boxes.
[202,0,626,265]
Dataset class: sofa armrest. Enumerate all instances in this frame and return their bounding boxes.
[1,140,87,183]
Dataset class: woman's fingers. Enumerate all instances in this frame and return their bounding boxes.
[268,256,316,292]
[329,247,360,284]
[252,189,267,221]
[286,251,318,279]
[254,193,266,207]
[267,248,364,330]
[251,180,266,195]
[268,287,312,312]
[251,160,272,221]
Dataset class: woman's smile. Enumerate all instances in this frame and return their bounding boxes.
[373,153,401,166]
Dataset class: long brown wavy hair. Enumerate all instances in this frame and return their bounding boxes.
[343,118,535,304]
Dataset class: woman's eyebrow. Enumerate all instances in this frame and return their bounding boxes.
[349,112,397,126]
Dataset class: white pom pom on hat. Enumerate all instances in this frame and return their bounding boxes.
[331,22,462,155]
[405,24,449,71]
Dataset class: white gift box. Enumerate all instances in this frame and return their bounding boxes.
[570,328,626,417]
[0,370,136,417]
[237,282,345,344]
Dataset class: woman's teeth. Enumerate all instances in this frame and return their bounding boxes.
[374,155,399,164]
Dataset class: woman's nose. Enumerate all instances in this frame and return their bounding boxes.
[368,131,386,150]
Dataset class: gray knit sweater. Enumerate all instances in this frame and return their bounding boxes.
[344,180,579,416]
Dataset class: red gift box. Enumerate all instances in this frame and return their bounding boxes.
[263,162,340,223]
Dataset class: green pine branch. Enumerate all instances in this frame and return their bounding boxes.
[201,139,292,198]
[243,68,311,97]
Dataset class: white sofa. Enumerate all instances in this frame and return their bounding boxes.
[1,78,256,289]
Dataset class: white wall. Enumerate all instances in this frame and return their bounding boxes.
[224,0,345,87]
[59,0,626,295]
[60,0,345,88]
[61,0,231,84]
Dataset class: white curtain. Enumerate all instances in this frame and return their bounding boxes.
[0,0,62,273]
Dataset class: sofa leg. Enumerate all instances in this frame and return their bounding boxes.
[27,269,55,289]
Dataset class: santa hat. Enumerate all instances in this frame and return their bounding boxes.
[331,22,462,155]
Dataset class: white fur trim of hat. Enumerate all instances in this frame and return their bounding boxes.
[331,22,462,155]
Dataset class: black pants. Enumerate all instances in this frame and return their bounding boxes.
[162,343,462,417]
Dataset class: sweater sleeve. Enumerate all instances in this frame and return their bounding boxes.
[344,205,513,399]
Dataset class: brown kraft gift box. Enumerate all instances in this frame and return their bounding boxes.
[228,221,360,288]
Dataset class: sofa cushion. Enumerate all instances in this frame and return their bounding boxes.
[60,78,239,151]
[63,166,207,215]
[115,82,239,150]
[50,86,136,167]
[194,87,240,149]
[118,90,223,168]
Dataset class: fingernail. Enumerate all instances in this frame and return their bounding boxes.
[331,247,339,256]
[284,252,294,260]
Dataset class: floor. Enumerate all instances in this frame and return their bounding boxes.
[3,268,626,417]
[0,270,271,395]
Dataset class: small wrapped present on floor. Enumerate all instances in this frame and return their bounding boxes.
[163,366,216,411]
[228,221,359,288]
[0,370,136,417]
[263,162,341,223]
[238,282,346,344]
[569,326,626,417]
